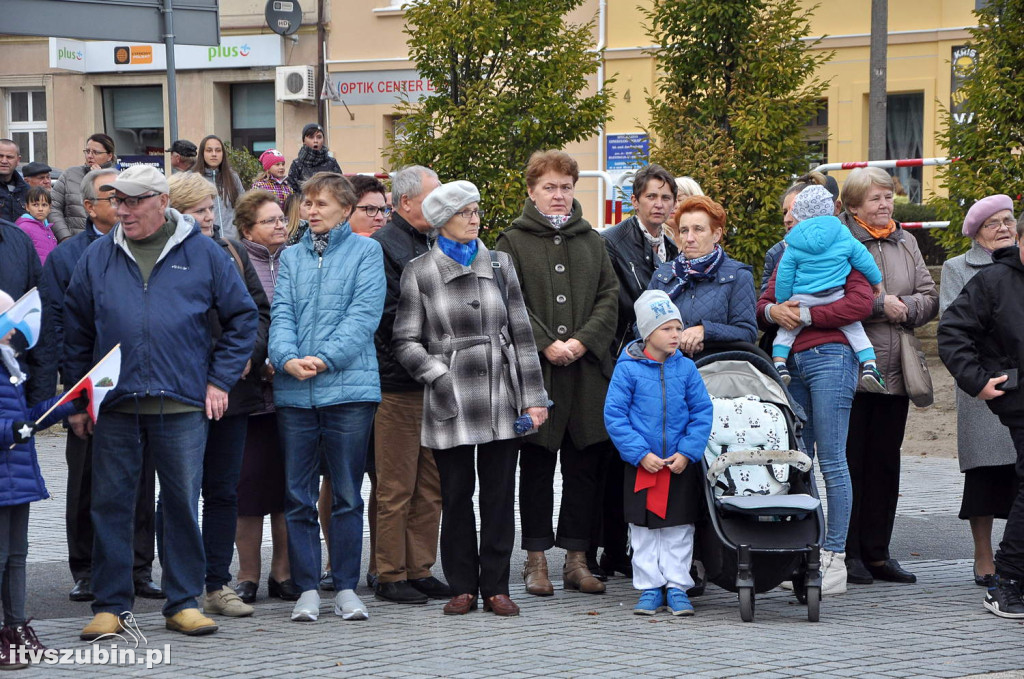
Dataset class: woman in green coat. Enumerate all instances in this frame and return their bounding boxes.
[495,150,619,597]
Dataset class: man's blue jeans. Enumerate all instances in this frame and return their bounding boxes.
[786,342,857,553]
[278,402,376,592]
[91,411,208,617]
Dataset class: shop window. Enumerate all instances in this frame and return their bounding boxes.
[102,86,164,157]
[7,89,47,163]
[886,92,924,203]
[802,99,828,171]
[231,83,275,154]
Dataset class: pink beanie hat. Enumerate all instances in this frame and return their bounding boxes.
[963,194,1014,238]
[259,149,286,172]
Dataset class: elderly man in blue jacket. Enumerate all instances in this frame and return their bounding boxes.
[63,165,258,640]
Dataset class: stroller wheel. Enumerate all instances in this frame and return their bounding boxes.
[806,585,820,622]
[792,574,808,604]
[738,587,755,622]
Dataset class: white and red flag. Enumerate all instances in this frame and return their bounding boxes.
[51,345,122,424]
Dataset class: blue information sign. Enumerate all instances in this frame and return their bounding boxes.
[606,133,649,171]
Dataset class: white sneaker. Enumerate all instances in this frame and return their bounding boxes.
[779,580,794,591]
[204,585,254,617]
[334,589,368,620]
[820,550,848,595]
[290,590,320,622]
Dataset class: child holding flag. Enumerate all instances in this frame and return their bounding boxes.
[0,290,88,667]
[603,290,713,617]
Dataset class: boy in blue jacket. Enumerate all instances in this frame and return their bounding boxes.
[0,291,81,668]
[772,185,886,392]
[604,289,713,616]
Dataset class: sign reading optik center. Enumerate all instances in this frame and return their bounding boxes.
[49,35,283,73]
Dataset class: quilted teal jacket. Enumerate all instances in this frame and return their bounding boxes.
[269,224,385,408]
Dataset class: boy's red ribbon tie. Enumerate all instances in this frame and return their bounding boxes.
[634,465,671,519]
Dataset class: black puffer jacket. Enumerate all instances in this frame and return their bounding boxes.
[372,213,431,391]
[285,146,342,192]
[0,172,28,224]
[939,245,1024,427]
[601,216,678,356]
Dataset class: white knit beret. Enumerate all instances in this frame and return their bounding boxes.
[422,180,480,229]
[791,184,836,222]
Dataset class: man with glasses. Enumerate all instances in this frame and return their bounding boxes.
[368,165,451,604]
[169,139,197,174]
[63,165,258,639]
[37,167,162,604]
[0,139,28,223]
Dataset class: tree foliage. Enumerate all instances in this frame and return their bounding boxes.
[643,0,831,266]
[929,0,1024,257]
[385,0,613,245]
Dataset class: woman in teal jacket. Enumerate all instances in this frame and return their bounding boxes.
[268,172,385,623]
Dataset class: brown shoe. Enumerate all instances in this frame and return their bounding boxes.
[523,551,554,596]
[80,612,124,641]
[483,594,520,616]
[564,550,606,594]
[442,593,478,615]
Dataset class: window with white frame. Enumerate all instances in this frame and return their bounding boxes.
[6,89,47,163]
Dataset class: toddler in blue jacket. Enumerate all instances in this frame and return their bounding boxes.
[772,185,886,392]
[604,290,713,616]
[0,291,80,668]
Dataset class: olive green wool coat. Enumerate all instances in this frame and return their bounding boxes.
[495,198,619,453]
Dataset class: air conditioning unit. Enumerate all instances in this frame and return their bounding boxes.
[276,65,315,102]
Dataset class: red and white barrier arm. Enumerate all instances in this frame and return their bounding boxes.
[899,222,951,229]
[812,157,955,173]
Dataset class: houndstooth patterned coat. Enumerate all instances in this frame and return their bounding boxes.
[393,241,548,450]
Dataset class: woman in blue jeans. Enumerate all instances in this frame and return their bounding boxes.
[268,172,385,623]
[758,266,874,595]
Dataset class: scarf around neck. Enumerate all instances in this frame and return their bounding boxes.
[853,214,896,240]
[311,229,330,256]
[0,344,26,386]
[668,245,725,299]
[437,235,478,266]
[637,218,666,263]
[541,212,572,230]
[296,145,330,168]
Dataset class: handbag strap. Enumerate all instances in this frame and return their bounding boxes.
[489,250,509,310]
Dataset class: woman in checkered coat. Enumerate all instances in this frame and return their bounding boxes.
[393,180,549,618]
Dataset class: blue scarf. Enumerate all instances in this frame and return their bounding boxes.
[438,235,478,266]
[667,244,725,299]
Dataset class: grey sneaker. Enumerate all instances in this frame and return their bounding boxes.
[204,585,254,617]
[334,589,369,621]
[290,590,321,622]
[774,362,792,385]
[984,576,1024,619]
[859,363,887,393]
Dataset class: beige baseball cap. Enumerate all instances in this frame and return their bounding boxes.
[100,165,169,197]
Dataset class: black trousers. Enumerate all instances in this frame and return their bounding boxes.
[66,433,156,582]
[433,439,518,599]
[599,448,629,559]
[845,392,909,563]
[518,436,608,552]
[996,426,1024,579]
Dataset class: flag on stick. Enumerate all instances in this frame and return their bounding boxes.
[0,288,41,349]
[48,344,122,424]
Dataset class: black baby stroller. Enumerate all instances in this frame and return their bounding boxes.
[693,345,826,622]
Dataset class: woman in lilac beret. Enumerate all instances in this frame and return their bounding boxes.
[939,194,1019,588]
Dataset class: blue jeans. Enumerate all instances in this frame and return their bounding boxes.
[278,403,376,592]
[786,343,857,553]
[92,411,208,617]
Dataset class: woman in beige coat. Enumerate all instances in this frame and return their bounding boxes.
[838,167,938,586]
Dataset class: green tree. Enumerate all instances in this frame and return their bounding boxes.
[643,0,831,266]
[930,0,1024,257]
[385,0,613,245]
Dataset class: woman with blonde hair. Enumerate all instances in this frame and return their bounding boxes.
[664,176,704,246]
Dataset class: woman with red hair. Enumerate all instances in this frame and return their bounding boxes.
[648,195,757,354]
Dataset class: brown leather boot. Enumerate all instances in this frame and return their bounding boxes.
[523,551,554,596]
[563,551,606,594]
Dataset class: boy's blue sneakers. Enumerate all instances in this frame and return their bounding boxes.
[633,588,665,615]
[666,587,695,616]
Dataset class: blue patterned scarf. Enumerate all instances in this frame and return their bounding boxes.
[437,235,478,266]
[668,245,725,299]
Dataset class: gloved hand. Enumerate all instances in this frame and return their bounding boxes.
[72,394,90,412]
[11,421,35,444]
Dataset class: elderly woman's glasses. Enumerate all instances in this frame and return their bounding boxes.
[455,209,485,220]
[354,205,392,218]
[256,215,288,226]
[981,217,1017,231]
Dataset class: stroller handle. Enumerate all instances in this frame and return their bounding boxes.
[705,448,812,486]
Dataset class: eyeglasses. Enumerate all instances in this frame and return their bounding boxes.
[256,215,288,226]
[981,217,1017,231]
[455,209,485,220]
[354,205,392,218]
[83,148,111,156]
[90,196,117,204]
[111,193,160,209]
